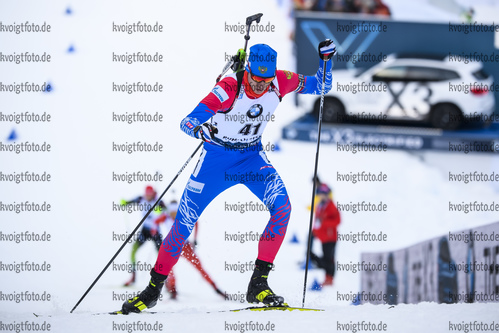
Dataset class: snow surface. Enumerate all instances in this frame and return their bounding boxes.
[1,0,498,332]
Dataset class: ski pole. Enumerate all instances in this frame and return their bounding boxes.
[70,142,203,313]
[243,13,263,55]
[302,47,332,308]
[216,13,262,82]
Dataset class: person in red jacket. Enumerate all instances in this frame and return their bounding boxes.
[311,184,340,286]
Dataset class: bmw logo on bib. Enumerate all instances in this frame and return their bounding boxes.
[247,104,263,118]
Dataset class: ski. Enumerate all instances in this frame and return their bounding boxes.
[33,311,165,317]
[108,310,161,315]
[34,304,323,317]
[108,303,323,314]
[225,303,323,312]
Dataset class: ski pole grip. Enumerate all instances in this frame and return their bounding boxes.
[246,13,263,25]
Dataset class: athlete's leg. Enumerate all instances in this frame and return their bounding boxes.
[130,241,142,268]
[323,242,336,277]
[153,146,236,276]
[131,229,147,266]
[181,242,216,285]
[124,230,147,286]
[165,270,177,299]
[238,150,291,305]
[240,151,291,263]
[310,251,323,269]
[321,242,335,286]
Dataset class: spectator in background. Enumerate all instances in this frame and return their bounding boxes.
[354,0,372,14]
[311,0,333,11]
[310,184,341,287]
[343,0,359,12]
[313,176,332,201]
[462,7,474,23]
[372,0,391,16]
[293,0,313,10]
[386,252,398,305]
[304,176,332,257]
[295,0,391,16]
[438,236,458,304]
[310,0,346,12]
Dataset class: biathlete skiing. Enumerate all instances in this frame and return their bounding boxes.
[120,186,166,287]
[120,38,337,314]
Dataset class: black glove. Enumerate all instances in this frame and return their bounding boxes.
[318,39,337,61]
[194,123,218,143]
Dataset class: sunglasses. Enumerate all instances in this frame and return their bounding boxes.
[250,73,275,83]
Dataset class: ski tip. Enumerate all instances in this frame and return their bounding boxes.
[109,310,125,315]
[107,310,157,315]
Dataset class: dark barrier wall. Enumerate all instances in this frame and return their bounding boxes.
[359,221,499,304]
[295,11,499,111]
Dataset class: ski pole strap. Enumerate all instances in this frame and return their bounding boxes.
[270,82,282,102]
